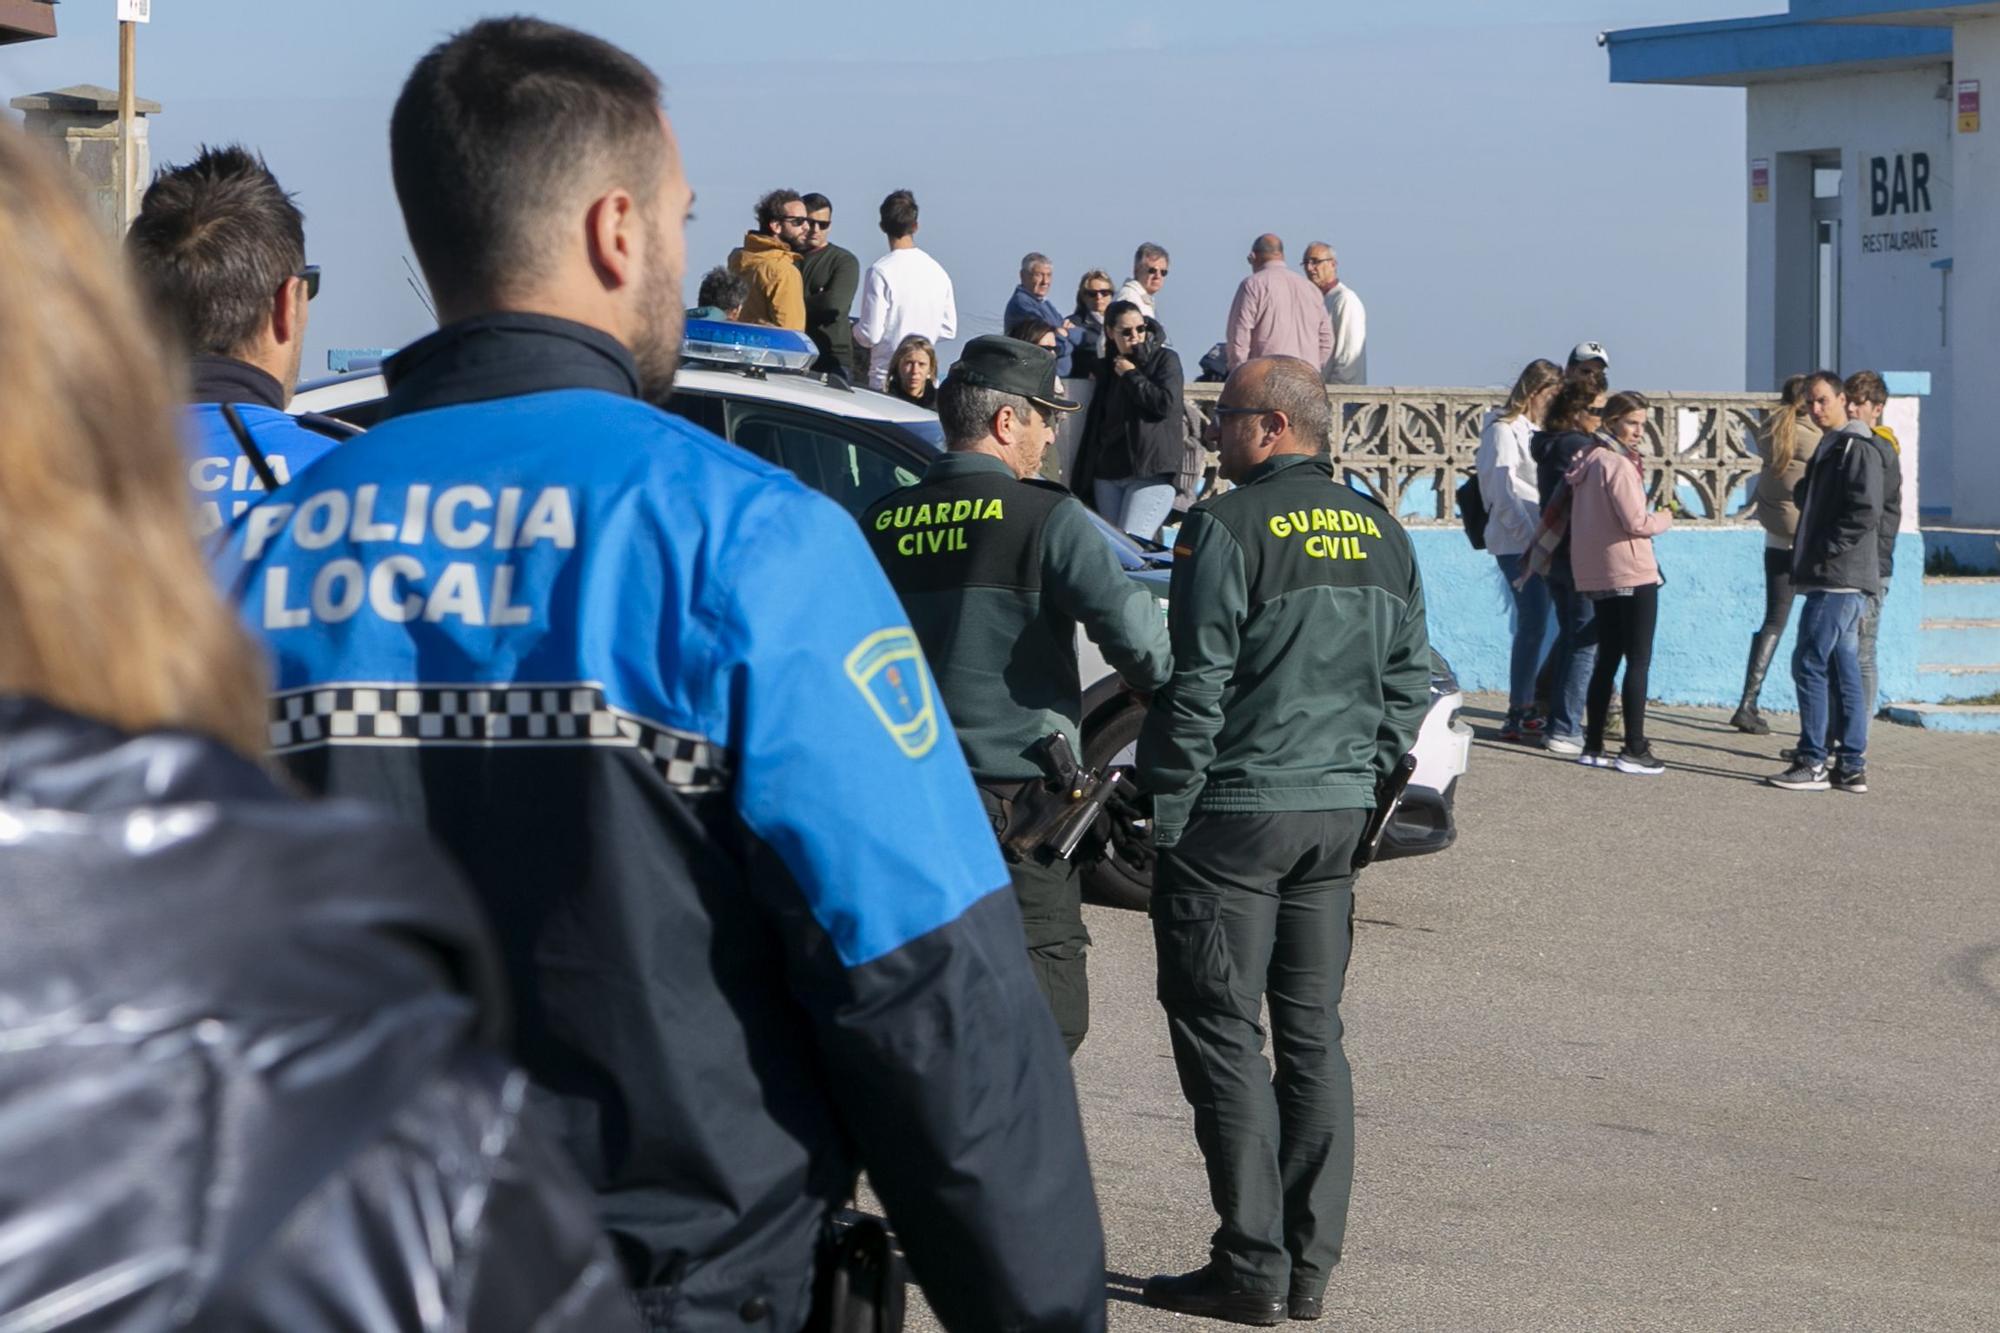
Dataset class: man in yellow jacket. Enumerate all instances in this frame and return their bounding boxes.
[728,188,808,330]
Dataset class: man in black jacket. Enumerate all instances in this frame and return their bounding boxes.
[1769,371,1884,792]
[223,19,1104,1332]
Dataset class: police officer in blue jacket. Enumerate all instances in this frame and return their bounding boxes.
[219,19,1106,1333]
[128,146,340,538]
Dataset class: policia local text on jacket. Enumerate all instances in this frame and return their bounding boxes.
[0,696,635,1332]
[219,315,1104,1333]
[863,337,1171,1054]
[1137,445,1430,1318]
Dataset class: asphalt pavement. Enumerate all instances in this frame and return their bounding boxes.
[901,696,2000,1331]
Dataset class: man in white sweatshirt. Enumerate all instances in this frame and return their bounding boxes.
[1303,242,1367,386]
[853,188,957,391]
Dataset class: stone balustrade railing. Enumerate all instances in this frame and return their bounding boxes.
[1181,384,1783,524]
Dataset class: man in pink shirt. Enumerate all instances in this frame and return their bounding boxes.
[1224,234,1334,373]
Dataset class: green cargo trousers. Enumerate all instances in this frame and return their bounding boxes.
[1152,808,1366,1301]
[978,787,1090,1056]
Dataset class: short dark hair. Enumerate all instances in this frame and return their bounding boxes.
[696,265,747,311]
[1806,369,1844,397]
[1006,317,1057,345]
[390,17,664,312]
[126,145,304,356]
[879,189,919,239]
[800,192,831,213]
[756,188,802,230]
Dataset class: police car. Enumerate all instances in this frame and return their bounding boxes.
[289,321,1471,909]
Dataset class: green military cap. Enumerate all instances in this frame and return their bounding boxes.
[943,334,1079,413]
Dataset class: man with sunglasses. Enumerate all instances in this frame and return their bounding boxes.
[128,145,341,540]
[798,191,859,375]
[726,187,808,330]
[1117,241,1171,332]
[1138,355,1429,1325]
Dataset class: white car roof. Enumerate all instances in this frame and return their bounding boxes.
[289,360,937,427]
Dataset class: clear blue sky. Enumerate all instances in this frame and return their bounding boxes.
[2,1,1758,389]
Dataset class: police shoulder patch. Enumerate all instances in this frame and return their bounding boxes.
[844,628,939,759]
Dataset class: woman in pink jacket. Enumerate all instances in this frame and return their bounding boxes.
[1566,390,1673,774]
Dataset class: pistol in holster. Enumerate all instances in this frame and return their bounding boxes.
[998,733,1138,865]
[805,1208,906,1333]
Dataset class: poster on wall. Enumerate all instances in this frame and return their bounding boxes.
[1961,80,1981,134]
[1859,149,1941,258]
[1750,158,1770,204]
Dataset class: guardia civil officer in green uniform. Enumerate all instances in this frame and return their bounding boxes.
[1137,355,1431,1325]
[864,335,1171,1056]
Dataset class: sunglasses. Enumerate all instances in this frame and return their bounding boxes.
[1085,288,1114,298]
[297,264,320,300]
[1142,266,1168,277]
[806,219,831,232]
[779,215,810,227]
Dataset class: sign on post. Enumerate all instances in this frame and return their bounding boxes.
[116,0,151,21]
[1749,158,1769,204]
[1960,80,1981,134]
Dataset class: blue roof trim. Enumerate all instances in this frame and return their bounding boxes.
[1791,0,1997,25]
[1606,14,1952,85]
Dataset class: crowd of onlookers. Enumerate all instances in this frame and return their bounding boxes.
[1473,347,1902,789]
[696,187,1368,544]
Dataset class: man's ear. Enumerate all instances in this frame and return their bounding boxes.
[271,275,307,348]
[585,188,640,291]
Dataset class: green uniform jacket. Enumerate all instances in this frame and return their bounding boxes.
[863,452,1172,781]
[1138,452,1430,847]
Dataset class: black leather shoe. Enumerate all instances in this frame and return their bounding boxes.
[1142,1264,1286,1326]
[1289,1293,1324,1320]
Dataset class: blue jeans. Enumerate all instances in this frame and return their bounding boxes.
[1546,577,1598,742]
[1794,590,1867,768]
[1494,554,1553,714]
[1093,477,1178,542]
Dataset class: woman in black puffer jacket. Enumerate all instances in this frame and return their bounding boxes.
[0,124,635,1333]
[1528,373,1610,753]
[1073,300,1186,541]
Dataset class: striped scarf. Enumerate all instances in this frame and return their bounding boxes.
[1516,479,1571,588]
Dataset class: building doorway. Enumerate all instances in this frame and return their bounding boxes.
[1811,158,1842,370]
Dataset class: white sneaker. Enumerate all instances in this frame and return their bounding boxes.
[1576,751,1614,769]
[1545,734,1583,757]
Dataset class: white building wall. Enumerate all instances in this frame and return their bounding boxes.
[1745,66,1955,511]
[1949,16,2000,526]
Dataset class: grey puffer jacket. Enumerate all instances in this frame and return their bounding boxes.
[0,696,637,1333]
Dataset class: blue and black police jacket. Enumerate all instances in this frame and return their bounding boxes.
[217,315,1105,1333]
[182,356,342,539]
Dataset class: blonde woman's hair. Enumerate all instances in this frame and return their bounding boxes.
[890,334,937,386]
[1760,374,1810,475]
[1499,358,1563,423]
[0,126,268,755]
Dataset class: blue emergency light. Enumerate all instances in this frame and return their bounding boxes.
[682,319,818,373]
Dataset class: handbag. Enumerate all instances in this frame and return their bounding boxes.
[1455,473,1489,550]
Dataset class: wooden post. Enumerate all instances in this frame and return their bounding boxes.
[117,19,136,228]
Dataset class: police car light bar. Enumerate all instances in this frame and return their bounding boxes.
[682,318,818,373]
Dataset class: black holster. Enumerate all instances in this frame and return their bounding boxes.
[805,1209,906,1333]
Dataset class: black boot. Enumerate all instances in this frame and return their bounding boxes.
[1729,631,1779,735]
[1142,1263,1286,1326]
